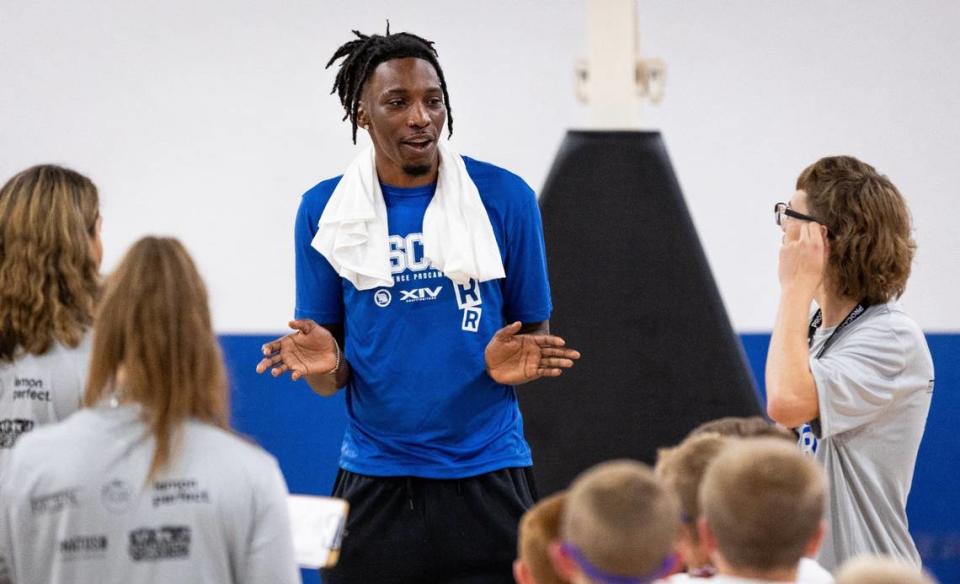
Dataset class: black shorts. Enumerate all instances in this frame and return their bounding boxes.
[321,466,538,584]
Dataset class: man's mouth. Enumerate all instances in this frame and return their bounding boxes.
[401,136,435,152]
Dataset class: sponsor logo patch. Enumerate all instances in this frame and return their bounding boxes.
[399,286,443,303]
[374,289,392,308]
[152,479,210,508]
[31,489,80,515]
[0,419,34,449]
[101,479,134,514]
[13,377,44,390]
[128,526,191,561]
[12,389,51,402]
[60,534,108,560]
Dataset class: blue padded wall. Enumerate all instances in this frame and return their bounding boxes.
[223,333,959,584]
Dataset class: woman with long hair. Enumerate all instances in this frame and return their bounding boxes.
[0,164,102,467]
[0,237,300,584]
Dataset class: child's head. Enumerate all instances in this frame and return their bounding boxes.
[554,460,679,584]
[515,492,568,584]
[655,432,730,571]
[835,555,937,584]
[699,439,826,576]
[688,416,795,442]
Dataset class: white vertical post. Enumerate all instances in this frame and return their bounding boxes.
[578,0,665,128]
[586,0,640,128]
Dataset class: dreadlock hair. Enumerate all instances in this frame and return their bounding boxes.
[326,24,453,144]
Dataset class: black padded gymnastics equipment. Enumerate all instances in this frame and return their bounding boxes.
[520,130,762,496]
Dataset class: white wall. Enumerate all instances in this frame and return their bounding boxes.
[2,0,957,332]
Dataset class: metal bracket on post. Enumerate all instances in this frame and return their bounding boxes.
[574,0,666,128]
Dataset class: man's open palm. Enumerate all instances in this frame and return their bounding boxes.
[256,319,337,381]
[484,321,580,385]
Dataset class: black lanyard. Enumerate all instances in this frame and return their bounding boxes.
[807,301,870,359]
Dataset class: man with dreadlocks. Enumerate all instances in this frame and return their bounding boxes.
[257,27,580,583]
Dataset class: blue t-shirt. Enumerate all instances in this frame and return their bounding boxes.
[294,156,552,479]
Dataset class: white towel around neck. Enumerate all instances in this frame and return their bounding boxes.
[311,142,505,290]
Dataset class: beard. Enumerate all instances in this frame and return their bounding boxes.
[402,163,433,177]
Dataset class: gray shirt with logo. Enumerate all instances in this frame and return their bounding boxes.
[0,404,301,584]
[805,301,933,570]
[0,334,91,473]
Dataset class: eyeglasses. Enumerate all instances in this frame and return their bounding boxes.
[774,202,819,227]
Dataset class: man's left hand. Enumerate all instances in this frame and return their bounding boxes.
[484,321,580,385]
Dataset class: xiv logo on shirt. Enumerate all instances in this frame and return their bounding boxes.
[400,286,442,303]
[128,526,191,561]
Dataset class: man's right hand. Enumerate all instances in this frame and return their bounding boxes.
[256,319,338,381]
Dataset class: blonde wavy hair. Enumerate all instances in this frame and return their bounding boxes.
[797,156,916,305]
[0,165,100,362]
[84,237,228,481]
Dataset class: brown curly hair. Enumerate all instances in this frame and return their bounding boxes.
[0,165,100,362]
[84,237,228,481]
[797,156,916,305]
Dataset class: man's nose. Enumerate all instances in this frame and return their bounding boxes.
[407,102,430,128]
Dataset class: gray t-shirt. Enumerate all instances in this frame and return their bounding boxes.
[0,404,301,584]
[803,301,934,571]
[0,334,92,473]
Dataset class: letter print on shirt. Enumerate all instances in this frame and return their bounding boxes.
[453,278,483,332]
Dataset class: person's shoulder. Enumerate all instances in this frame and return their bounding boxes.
[16,408,94,448]
[14,333,89,365]
[301,175,345,208]
[798,556,835,584]
[183,422,280,473]
[462,156,536,203]
[879,301,925,335]
[857,301,925,348]
[5,409,95,474]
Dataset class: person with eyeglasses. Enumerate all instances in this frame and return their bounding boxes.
[765,156,934,571]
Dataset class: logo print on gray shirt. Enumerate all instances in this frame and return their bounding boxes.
[31,489,80,515]
[128,526,191,561]
[0,419,34,449]
[60,535,108,560]
[101,479,134,514]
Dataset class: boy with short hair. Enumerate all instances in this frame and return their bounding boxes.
[655,433,731,578]
[514,492,569,584]
[551,460,680,584]
[699,439,826,583]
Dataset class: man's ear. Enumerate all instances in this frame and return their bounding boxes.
[357,104,369,129]
[548,541,579,580]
